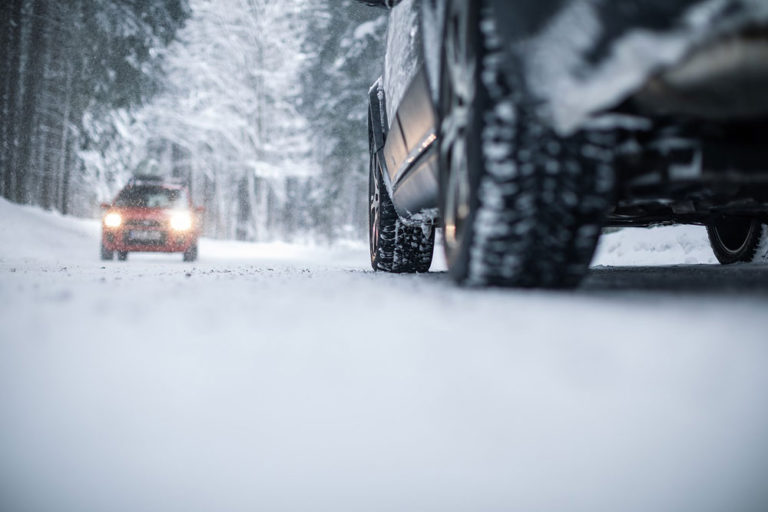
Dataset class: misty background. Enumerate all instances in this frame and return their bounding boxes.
[0,0,386,243]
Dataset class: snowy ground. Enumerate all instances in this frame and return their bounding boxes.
[1,197,767,512]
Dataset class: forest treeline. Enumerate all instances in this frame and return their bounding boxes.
[0,0,386,242]
[0,0,189,215]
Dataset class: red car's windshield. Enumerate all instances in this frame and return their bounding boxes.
[114,186,188,209]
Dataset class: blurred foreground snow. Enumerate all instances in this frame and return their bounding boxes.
[1,198,766,512]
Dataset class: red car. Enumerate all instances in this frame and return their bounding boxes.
[100,177,203,262]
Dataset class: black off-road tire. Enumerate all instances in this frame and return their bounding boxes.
[707,217,767,264]
[183,244,198,262]
[369,148,435,273]
[438,0,613,287]
[117,251,128,261]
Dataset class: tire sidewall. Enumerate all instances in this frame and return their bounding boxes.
[369,146,384,270]
[438,0,485,282]
[707,218,762,264]
[437,0,611,287]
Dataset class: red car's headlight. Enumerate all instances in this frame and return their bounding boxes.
[104,212,122,228]
[170,211,193,231]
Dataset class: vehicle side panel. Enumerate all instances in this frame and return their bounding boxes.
[392,150,439,217]
[379,0,440,219]
[382,119,409,187]
[383,0,424,131]
[389,68,439,216]
[396,68,437,156]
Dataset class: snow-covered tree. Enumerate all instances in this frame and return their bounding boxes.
[3,0,386,243]
[102,0,318,240]
[300,1,387,241]
[0,0,189,216]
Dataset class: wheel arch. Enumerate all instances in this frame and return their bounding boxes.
[367,77,400,212]
[368,77,388,154]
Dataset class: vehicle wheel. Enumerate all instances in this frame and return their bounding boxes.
[369,141,435,273]
[706,217,767,264]
[117,251,128,261]
[183,244,198,262]
[438,0,613,287]
[100,245,114,261]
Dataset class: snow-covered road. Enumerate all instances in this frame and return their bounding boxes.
[1,198,767,512]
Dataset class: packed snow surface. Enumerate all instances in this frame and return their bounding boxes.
[1,197,767,512]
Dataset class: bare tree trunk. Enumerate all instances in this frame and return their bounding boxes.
[39,3,61,211]
[56,59,74,212]
[246,164,259,240]
[1,3,9,198]
[40,123,58,210]
[17,0,49,205]
[235,173,250,241]
[2,0,23,201]
[61,137,75,215]
[214,169,229,239]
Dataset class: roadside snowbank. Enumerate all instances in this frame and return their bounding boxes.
[593,225,717,266]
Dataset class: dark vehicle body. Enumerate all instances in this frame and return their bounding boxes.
[100,177,202,262]
[359,0,768,286]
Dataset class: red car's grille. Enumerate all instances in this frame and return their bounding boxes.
[123,231,167,246]
[125,219,163,228]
